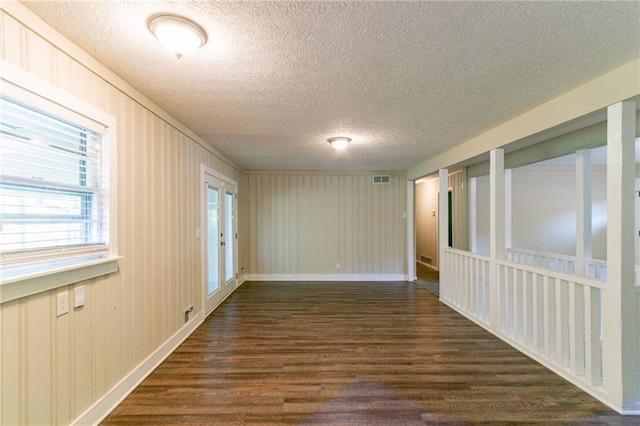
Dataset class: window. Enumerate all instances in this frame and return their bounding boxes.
[1,96,108,262]
[0,60,117,302]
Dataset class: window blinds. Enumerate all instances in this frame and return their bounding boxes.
[0,95,109,268]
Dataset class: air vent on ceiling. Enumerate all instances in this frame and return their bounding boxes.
[372,175,390,184]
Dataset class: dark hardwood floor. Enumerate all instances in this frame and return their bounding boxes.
[103,281,637,425]
[416,263,439,296]
[416,262,439,284]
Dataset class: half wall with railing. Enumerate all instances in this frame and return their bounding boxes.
[435,100,638,413]
[441,248,607,402]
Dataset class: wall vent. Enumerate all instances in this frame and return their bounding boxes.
[372,175,390,184]
[420,255,432,265]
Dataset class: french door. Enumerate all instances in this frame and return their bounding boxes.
[202,168,237,315]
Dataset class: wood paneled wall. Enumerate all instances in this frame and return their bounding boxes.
[0,6,242,425]
[415,170,469,269]
[243,172,407,277]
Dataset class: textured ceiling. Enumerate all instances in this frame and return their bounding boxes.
[23,1,640,172]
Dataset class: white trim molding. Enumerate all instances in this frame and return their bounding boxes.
[0,257,121,304]
[72,311,204,426]
[0,58,121,303]
[73,279,247,425]
[408,58,640,180]
[245,274,408,282]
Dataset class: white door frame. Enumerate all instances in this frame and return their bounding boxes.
[407,181,416,281]
[633,178,640,287]
[201,164,238,316]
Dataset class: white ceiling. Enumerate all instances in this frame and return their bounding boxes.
[23,1,640,172]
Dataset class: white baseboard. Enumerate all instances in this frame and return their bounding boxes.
[620,392,640,415]
[74,280,247,425]
[245,273,408,282]
[416,260,438,271]
[73,313,203,425]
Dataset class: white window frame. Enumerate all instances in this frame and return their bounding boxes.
[0,59,120,303]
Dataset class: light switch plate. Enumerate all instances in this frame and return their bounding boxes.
[57,291,69,316]
[74,286,86,308]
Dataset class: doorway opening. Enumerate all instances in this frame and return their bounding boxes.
[414,177,446,296]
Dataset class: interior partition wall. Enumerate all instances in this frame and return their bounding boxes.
[440,101,639,414]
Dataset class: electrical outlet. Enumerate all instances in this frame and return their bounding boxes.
[336,262,341,270]
[57,291,69,317]
[184,305,194,323]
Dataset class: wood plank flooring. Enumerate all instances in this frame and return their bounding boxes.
[103,281,637,425]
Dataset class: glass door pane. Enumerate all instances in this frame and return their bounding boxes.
[203,171,237,316]
[225,191,234,283]
[207,186,219,296]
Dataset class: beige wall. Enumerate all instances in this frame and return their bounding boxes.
[511,166,607,260]
[0,6,242,425]
[415,170,468,269]
[472,164,608,260]
[243,172,407,277]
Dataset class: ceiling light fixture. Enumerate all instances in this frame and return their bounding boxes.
[147,14,208,59]
[327,136,351,151]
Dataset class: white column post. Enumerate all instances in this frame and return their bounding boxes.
[470,177,478,253]
[490,149,505,329]
[439,169,450,250]
[576,150,592,277]
[407,180,416,281]
[505,169,512,251]
[603,100,638,413]
[438,169,449,292]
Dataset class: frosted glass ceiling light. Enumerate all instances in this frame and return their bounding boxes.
[328,136,351,151]
[148,14,207,59]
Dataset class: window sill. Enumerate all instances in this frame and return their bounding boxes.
[0,256,122,304]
